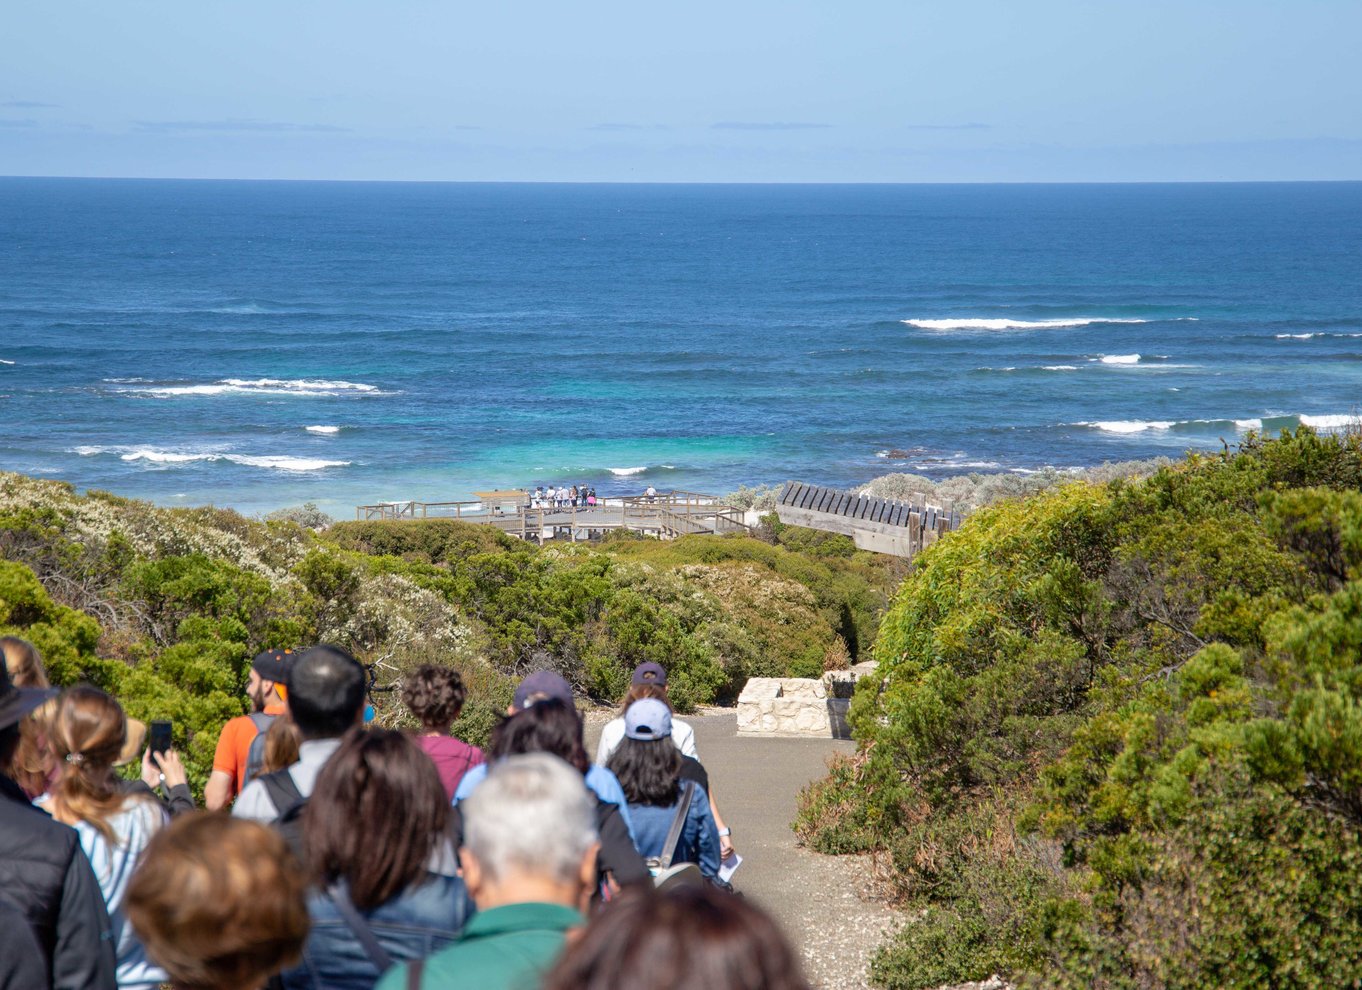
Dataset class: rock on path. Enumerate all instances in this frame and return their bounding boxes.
[587,710,900,990]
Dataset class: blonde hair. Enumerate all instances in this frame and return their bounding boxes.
[1,636,48,688]
[2,637,56,798]
[48,686,145,842]
[618,681,672,716]
[126,813,310,990]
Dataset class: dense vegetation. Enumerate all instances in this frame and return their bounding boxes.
[0,472,894,794]
[795,428,1362,988]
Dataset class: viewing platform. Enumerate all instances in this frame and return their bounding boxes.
[775,481,962,558]
[354,490,753,544]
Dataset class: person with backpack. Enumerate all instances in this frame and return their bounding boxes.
[204,648,295,811]
[607,699,721,883]
[231,645,366,836]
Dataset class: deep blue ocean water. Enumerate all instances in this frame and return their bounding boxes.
[2,178,1360,517]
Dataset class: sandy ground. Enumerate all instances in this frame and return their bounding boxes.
[585,710,900,990]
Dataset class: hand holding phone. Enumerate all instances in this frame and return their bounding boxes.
[149,720,173,758]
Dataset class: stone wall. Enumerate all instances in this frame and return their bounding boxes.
[736,672,857,738]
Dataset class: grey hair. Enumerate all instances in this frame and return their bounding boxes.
[462,753,598,886]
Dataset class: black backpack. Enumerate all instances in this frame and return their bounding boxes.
[259,769,308,859]
[241,711,277,790]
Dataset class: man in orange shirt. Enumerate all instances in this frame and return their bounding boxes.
[204,649,294,811]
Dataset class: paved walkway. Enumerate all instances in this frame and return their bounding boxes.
[587,711,899,989]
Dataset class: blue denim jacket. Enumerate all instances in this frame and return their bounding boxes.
[281,872,475,990]
[629,783,721,879]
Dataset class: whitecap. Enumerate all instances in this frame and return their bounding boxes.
[608,466,649,477]
[1299,414,1358,431]
[225,455,350,471]
[111,377,383,398]
[1042,365,1079,371]
[305,425,341,434]
[1082,420,1175,434]
[1234,418,1264,430]
[73,445,348,471]
[902,317,1152,331]
[1098,354,1141,365]
[0,359,14,365]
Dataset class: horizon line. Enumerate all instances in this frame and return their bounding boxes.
[3,174,1361,187]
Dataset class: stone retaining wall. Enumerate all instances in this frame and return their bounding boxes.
[736,671,858,738]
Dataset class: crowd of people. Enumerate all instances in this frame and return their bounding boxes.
[529,486,599,511]
[0,634,811,990]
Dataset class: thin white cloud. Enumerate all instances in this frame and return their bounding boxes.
[711,121,832,131]
[1,100,60,109]
[134,118,351,133]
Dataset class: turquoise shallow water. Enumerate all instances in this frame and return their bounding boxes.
[1,179,1360,517]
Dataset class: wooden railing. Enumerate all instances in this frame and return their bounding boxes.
[355,491,753,541]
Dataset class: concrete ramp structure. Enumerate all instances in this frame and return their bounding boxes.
[775,481,962,559]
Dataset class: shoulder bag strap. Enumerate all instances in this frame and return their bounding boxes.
[657,781,695,871]
[326,883,394,973]
[407,958,424,990]
[260,770,303,817]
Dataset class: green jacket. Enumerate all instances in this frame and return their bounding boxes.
[376,902,583,990]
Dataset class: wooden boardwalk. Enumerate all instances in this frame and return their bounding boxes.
[775,481,961,558]
[354,491,752,544]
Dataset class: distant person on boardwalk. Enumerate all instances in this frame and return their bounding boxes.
[205,648,295,811]
[0,661,116,990]
[401,664,485,800]
[280,729,474,990]
[125,813,310,990]
[2,635,60,799]
[377,753,600,990]
[39,686,170,989]
[232,645,366,825]
[453,671,634,836]
[645,485,657,503]
[608,699,721,882]
[543,883,812,990]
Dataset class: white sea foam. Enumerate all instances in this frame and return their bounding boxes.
[112,378,383,398]
[0,359,14,365]
[1083,420,1175,434]
[608,466,649,477]
[1234,419,1264,430]
[226,455,350,471]
[1098,354,1141,365]
[305,425,341,434]
[1275,332,1362,340]
[902,317,1152,331]
[1042,365,1079,371]
[1299,414,1358,431]
[74,445,349,471]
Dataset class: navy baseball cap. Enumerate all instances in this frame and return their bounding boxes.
[631,662,668,687]
[513,670,573,710]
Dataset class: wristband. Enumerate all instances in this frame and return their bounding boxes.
[718,827,731,837]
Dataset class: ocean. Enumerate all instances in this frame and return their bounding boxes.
[2,178,1360,518]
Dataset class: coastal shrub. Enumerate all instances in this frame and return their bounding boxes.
[263,502,335,530]
[798,428,1362,988]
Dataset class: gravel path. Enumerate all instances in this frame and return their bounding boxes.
[587,710,900,989]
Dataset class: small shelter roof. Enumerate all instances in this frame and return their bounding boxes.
[473,489,528,501]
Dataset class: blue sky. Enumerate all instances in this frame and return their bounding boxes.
[2,0,1359,182]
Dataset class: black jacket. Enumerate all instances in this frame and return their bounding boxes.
[0,776,116,990]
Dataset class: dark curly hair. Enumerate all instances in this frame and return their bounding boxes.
[401,664,467,731]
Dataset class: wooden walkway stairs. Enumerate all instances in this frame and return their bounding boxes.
[775,481,962,559]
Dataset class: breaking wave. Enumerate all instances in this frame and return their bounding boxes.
[107,378,385,398]
[72,446,350,471]
[902,317,1159,331]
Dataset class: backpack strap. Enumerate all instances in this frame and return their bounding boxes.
[657,781,695,872]
[259,769,304,819]
[248,711,276,734]
[407,958,424,990]
[325,883,393,973]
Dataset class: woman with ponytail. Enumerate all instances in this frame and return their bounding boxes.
[39,685,169,989]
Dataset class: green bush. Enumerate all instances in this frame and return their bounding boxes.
[799,428,1362,988]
